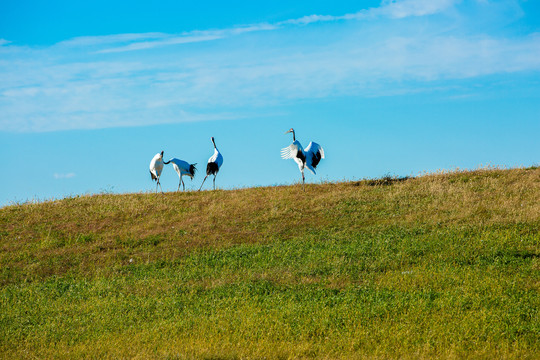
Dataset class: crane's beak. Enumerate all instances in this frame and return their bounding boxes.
[285,129,292,134]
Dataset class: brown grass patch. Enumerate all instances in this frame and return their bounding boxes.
[1,167,539,285]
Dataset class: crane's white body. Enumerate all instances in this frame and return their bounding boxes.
[208,148,223,169]
[199,137,223,191]
[170,159,194,178]
[281,129,325,190]
[149,151,165,193]
[164,158,197,191]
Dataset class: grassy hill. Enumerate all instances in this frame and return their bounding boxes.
[1,167,539,359]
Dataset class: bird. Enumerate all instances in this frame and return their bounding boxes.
[149,151,165,193]
[198,137,223,191]
[281,128,325,191]
[163,158,197,191]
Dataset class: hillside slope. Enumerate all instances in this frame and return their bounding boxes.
[1,167,539,358]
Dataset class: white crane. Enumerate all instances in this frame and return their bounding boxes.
[281,128,325,190]
[198,137,223,191]
[149,151,165,193]
[163,158,197,191]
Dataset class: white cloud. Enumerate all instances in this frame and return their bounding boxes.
[96,34,225,54]
[281,0,460,25]
[281,14,348,25]
[0,0,538,133]
[376,0,460,18]
[0,39,11,46]
[57,33,170,47]
[57,1,457,55]
[56,25,278,54]
[54,173,76,179]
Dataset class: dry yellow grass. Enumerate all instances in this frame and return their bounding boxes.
[1,167,539,285]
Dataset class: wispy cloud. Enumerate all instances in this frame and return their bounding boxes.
[96,24,278,53]
[54,173,76,179]
[376,0,460,18]
[53,24,280,54]
[96,34,225,54]
[0,0,538,133]
[55,0,457,54]
[280,0,460,25]
[57,32,170,47]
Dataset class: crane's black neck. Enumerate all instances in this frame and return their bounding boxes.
[212,138,216,148]
[291,130,295,142]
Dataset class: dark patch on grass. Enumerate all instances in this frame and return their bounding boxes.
[76,233,96,244]
[352,175,411,187]
[449,171,504,184]
[449,175,472,184]
[116,235,165,249]
[484,249,540,266]
[203,356,240,360]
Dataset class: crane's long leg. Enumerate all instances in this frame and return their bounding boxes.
[157,178,163,193]
[182,178,185,191]
[198,175,209,191]
[302,172,305,192]
[213,175,216,190]
[177,177,181,192]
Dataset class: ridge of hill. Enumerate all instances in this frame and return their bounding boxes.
[1,167,539,358]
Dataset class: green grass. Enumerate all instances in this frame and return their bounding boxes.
[1,167,539,358]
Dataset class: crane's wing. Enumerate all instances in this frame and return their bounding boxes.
[170,158,190,170]
[304,141,324,174]
[215,152,223,168]
[281,140,303,160]
[149,154,160,180]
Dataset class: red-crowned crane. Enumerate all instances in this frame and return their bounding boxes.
[149,151,165,193]
[163,158,197,191]
[198,137,223,191]
[281,128,325,191]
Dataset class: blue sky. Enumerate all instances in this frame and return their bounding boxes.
[1,0,539,205]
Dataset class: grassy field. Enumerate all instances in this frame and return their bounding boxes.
[1,167,539,359]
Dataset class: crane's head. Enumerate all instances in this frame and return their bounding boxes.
[160,150,164,157]
[285,128,295,141]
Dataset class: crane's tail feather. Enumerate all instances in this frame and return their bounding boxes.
[189,163,197,177]
[206,162,219,176]
[310,150,323,169]
[150,170,157,181]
